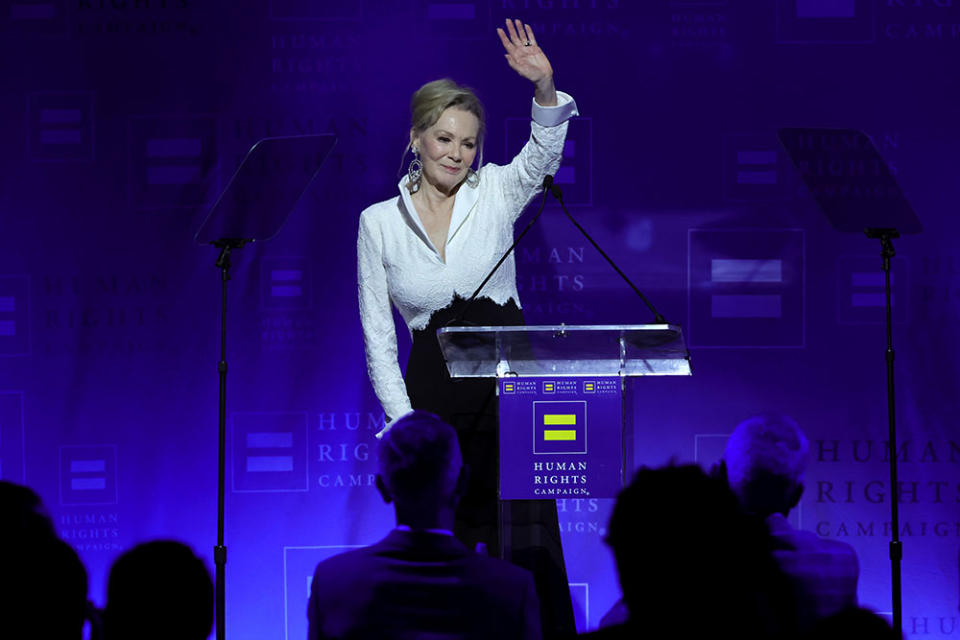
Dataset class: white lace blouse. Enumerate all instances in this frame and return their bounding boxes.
[358,92,579,421]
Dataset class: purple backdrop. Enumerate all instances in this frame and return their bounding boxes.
[2,1,959,638]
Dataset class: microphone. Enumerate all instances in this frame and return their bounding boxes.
[543,174,563,201]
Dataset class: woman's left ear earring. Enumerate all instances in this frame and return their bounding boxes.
[408,147,423,187]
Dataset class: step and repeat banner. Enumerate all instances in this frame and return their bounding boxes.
[1,1,958,638]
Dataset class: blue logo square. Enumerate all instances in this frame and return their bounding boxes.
[261,257,312,311]
[232,412,309,492]
[59,445,118,506]
[128,115,218,211]
[688,228,805,348]
[28,92,94,162]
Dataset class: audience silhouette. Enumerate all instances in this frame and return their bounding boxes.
[103,540,214,640]
[0,415,885,640]
[585,465,802,639]
[1,481,88,640]
[308,410,542,640]
[722,414,859,623]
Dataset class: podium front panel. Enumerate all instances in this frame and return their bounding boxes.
[498,376,623,500]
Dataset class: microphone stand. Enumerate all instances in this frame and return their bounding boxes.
[865,226,903,634]
[544,178,666,324]
[447,177,552,326]
[212,237,251,640]
[449,176,667,327]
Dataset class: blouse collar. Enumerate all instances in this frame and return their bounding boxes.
[396,173,481,259]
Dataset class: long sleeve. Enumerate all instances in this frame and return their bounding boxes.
[357,212,413,422]
[486,91,579,224]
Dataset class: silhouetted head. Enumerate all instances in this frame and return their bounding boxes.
[1,481,86,639]
[724,413,810,517]
[605,465,796,639]
[104,540,213,640]
[0,480,56,543]
[376,411,464,513]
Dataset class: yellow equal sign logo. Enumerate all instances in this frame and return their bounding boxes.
[543,414,577,441]
[503,382,515,393]
[543,381,555,393]
[583,381,595,393]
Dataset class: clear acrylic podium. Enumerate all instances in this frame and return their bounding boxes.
[437,324,691,500]
[438,323,691,378]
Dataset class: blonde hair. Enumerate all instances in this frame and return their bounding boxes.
[403,79,485,191]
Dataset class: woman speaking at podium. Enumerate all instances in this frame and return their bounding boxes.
[357,18,578,637]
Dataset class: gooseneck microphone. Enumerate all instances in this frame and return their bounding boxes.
[542,176,667,324]
[446,176,555,327]
[448,174,667,326]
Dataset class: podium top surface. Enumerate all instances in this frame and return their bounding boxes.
[437,323,691,378]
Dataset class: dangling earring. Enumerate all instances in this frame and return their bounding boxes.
[466,168,480,187]
[408,147,422,189]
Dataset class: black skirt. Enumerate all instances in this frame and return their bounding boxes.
[404,295,576,638]
[405,295,522,545]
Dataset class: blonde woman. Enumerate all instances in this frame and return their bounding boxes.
[357,19,578,637]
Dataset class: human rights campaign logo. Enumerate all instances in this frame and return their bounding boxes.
[232,412,309,492]
[533,401,587,455]
[59,445,118,506]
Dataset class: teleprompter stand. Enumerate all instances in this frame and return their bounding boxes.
[195,134,336,640]
[779,127,923,636]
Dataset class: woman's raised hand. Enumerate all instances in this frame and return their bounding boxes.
[497,19,557,105]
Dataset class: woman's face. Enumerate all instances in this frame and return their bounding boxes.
[412,107,480,194]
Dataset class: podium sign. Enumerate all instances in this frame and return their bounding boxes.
[498,376,623,500]
[438,324,690,501]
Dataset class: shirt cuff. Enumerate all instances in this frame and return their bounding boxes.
[375,409,414,440]
[531,91,579,128]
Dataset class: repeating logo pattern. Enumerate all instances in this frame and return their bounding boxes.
[59,445,118,506]
[232,412,309,492]
[261,257,312,311]
[836,254,908,325]
[688,229,805,348]
[27,92,95,162]
[722,132,793,202]
[128,115,218,210]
